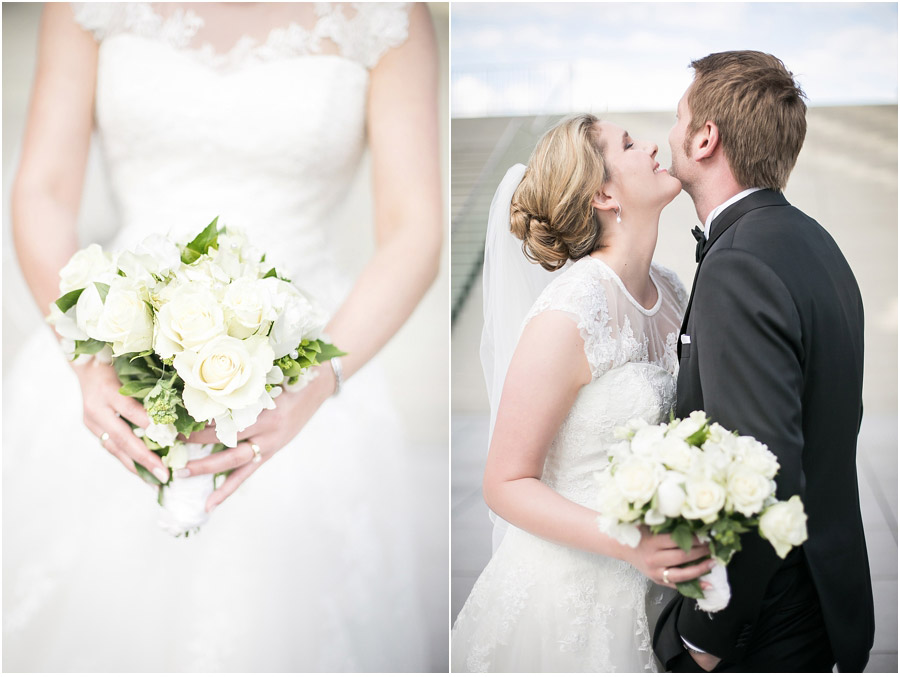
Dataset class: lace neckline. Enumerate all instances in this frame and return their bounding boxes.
[585,256,662,316]
[73,2,412,72]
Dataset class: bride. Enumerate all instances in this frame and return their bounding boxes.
[5,3,441,672]
[451,114,713,672]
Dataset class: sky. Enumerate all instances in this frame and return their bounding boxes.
[451,2,899,116]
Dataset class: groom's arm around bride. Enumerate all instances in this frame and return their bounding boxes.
[652,51,875,672]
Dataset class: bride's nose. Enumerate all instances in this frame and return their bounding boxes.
[649,143,658,159]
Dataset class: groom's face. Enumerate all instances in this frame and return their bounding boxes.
[668,86,694,188]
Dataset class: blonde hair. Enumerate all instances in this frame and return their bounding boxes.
[687,51,807,191]
[510,114,609,272]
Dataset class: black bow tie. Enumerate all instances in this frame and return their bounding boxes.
[691,226,707,263]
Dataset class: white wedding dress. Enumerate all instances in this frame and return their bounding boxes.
[3,3,430,672]
[452,256,687,672]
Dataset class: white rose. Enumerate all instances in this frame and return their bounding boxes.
[74,281,111,340]
[596,471,641,522]
[726,465,775,517]
[162,443,189,470]
[136,233,182,277]
[596,514,642,548]
[670,410,708,442]
[759,496,808,558]
[735,437,780,480]
[681,477,727,523]
[58,244,117,294]
[656,472,687,517]
[155,283,227,358]
[93,277,154,355]
[47,303,88,341]
[697,440,732,482]
[174,335,275,447]
[223,277,276,339]
[658,435,694,472]
[175,255,231,288]
[265,280,329,359]
[614,457,663,508]
[630,425,666,457]
[146,422,179,448]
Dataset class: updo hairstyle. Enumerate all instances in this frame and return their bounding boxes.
[509,114,609,271]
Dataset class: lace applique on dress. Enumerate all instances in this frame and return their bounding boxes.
[70,2,411,71]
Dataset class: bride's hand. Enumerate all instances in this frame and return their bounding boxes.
[625,526,715,589]
[181,364,335,512]
[72,359,170,484]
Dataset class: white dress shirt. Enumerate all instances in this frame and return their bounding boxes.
[703,187,763,238]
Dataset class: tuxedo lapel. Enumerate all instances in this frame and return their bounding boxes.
[677,190,789,358]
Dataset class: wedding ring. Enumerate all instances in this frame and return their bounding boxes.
[663,568,671,585]
[250,441,262,463]
[99,432,110,446]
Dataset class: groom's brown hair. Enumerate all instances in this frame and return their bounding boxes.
[686,51,807,192]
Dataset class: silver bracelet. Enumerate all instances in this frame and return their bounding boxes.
[329,356,343,396]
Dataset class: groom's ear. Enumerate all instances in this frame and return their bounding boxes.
[693,121,720,161]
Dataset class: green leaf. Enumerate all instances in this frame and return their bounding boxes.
[73,338,107,357]
[262,267,278,279]
[135,462,161,486]
[118,379,158,398]
[676,579,705,600]
[671,523,695,554]
[685,423,709,447]
[315,342,346,362]
[174,405,202,436]
[55,288,85,313]
[128,349,155,362]
[94,281,110,303]
[181,217,220,264]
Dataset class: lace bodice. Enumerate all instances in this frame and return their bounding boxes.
[71,2,411,311]
[524,258,687,506]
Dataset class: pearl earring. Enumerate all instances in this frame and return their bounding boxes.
[615,206,622,224]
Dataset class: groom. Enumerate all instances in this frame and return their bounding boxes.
[652,51,875,672]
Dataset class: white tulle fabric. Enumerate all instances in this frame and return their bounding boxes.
[452,257,688,672]
[3,3,428,672]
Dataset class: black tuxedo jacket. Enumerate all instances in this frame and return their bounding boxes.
[653,190,874,671]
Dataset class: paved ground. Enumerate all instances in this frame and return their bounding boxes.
[451,105,897,671]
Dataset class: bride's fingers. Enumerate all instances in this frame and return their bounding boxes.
[85,419,138,475]
[183,442,257,476]
[665,545,711,566]
[206,460,259,513]
[110,392,151,429]
[663,558,716,585]
[182,425,220,445]
[97,411,169,483]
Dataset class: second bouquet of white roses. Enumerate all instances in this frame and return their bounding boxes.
[595,411,808,612]
[48,218,344,536]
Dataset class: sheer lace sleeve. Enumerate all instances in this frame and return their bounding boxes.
[71,3,120,41]
[522,259,619,379]
[650,262,688,316]
[71,3,202,46]
[317,3,412,69]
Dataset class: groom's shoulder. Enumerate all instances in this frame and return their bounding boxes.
[719,199,839,265]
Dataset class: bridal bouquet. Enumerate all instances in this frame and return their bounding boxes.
[48,218,343,536]
[595,411,808,613]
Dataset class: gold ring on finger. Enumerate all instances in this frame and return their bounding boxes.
[663,568,671,585]
[250,441,262,464]
[100,432,110,446]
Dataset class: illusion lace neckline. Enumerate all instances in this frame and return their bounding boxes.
[585,256,663,316]
[73,2,411,72]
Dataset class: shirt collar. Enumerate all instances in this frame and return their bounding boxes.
[704,187,763,238]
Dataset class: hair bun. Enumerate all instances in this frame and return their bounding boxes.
[506,114,609,272]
